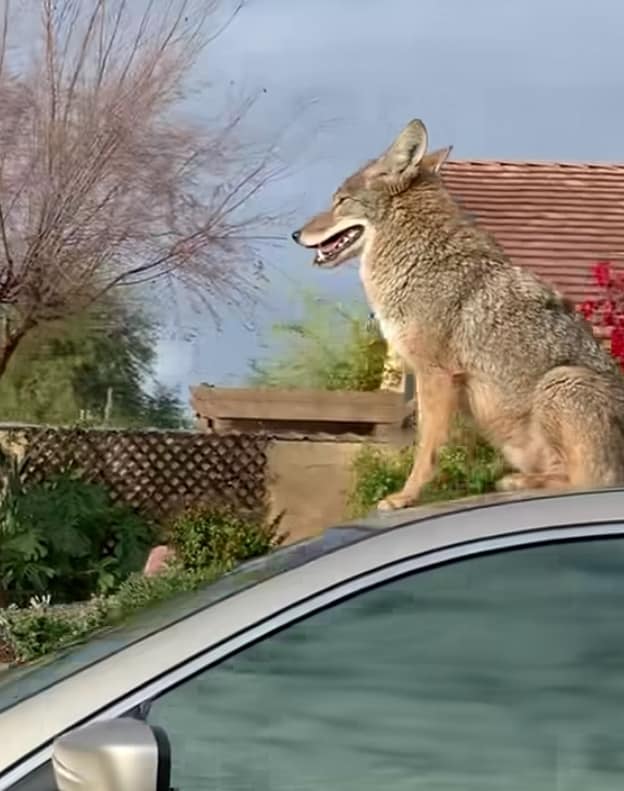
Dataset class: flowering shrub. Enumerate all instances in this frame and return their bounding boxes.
[579,261,624,368]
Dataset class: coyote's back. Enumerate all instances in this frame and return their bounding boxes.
[292,118,624,510]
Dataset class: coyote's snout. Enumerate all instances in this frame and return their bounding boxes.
[292,118,624,510]
[292,206,366,268]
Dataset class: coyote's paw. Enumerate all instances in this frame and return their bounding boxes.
[496,471,569,492]
[495,473,528,492]
[377,490,419,511]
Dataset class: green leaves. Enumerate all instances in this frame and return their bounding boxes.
[168,505,284,574]
[0,504,284,664]
[0,462,156,606]
[0,564,222,664]
[0,304,188,428]
[349,420,504,517]
[249,289,387,391]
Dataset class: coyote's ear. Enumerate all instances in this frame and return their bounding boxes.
[421,145,453,174]
[378,119,428,174]
[370,119,429,190]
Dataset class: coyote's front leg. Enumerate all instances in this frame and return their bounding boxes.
[378,366,458,511]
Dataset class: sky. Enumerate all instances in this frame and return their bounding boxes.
[153,0,624,400]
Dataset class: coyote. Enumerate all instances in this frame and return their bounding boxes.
[292,118,624,510]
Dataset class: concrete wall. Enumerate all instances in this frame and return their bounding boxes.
[265,439,367,545]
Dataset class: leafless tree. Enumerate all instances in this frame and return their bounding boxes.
[0,0,284,377]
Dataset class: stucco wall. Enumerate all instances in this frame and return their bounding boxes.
[266,439,366,544]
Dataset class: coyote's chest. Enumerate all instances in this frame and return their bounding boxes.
[359,255,395,329]
[361,287,404,349]
[360,263,455,369]
[359,258,425,358]
[376,312,431,364]
[376,314,402,347]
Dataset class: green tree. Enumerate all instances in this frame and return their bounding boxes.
[0,304,188,428]
[143,384,190,430]
[249,290,387,391]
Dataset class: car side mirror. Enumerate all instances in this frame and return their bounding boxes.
[52,718,172,791]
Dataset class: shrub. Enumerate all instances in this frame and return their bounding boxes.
[0,506,283,664]
[0,597,110,664]
[350,444,414,517]
[0,468,287,663]
[167,505,285,574]
[125,563,227,612]
[0,567,221,665]
[349,420,504,516]
[249,290,387,391]
[0,458,156,606]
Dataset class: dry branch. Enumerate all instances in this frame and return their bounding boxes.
[0,0,282,375]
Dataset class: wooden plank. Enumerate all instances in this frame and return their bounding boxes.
[207,418,376,436]
[190,386,406,424]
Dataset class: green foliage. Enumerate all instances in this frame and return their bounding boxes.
[168,505,285,573]
[0,492,283,662]
[0,565,219,664]
[0,303,188,429]
[0,599,110,664]
[0,453,54,606]
[0,500,285,664]
[349,421,505,516]
[349,445,414,517]
[142,383,190,429]
[109,564,219,616]
[0,460,155,606]
[249,289,387,391]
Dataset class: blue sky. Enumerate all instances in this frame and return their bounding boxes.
[154,0,624,399]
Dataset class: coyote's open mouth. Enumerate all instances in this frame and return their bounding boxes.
[313,225,364,265]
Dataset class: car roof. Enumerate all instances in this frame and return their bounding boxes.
[0,489,553,689]
[0,487,609,703]
[3,487,624,782]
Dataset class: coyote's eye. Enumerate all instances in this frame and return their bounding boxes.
[333,195,347,208]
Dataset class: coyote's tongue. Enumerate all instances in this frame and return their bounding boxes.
[321,237,341,254]
[316,234,343,263]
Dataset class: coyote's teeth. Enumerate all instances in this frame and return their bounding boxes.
[314,225,363,264]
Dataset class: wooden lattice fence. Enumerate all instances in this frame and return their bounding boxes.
[0,425,269,521]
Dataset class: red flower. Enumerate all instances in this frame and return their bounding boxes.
[610,326,624,362]
[593,261,613,288]
[579,299,596,319]
[603,299,616,326]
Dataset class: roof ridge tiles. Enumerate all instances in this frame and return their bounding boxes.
[446,159,624,170]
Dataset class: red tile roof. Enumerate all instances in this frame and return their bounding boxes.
[442,159,624,307]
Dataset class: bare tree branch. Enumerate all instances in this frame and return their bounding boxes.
[0,0,283,376]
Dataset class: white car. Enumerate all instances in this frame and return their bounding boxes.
[2,488,624,791]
